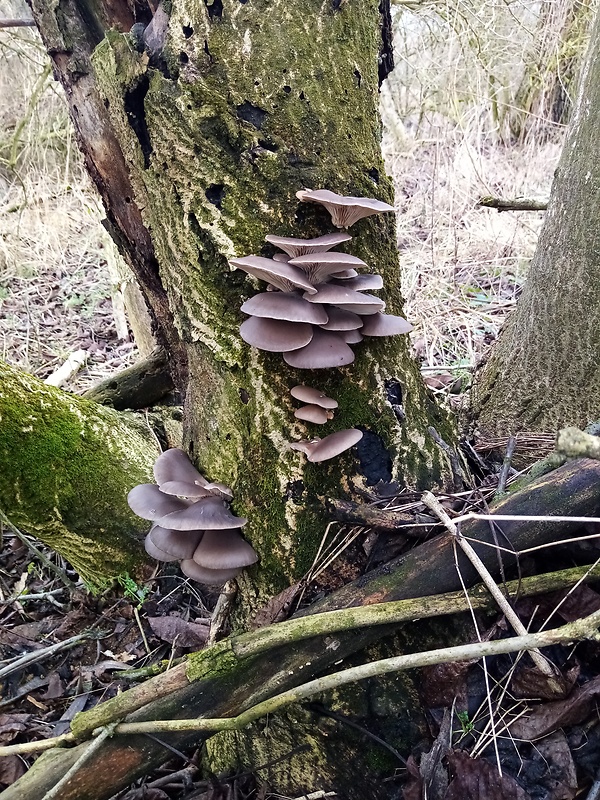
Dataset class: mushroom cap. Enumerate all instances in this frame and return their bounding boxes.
[265,232,352,258]
[144,533,179,562]
[192,529,258,570]
[158,480,214,499]
[336,302,385,316]
[128,484,191,521]
[153,448,208,488]
[204,481,233,499]
[290,385,338,408]
[307,429,364,462]
[341,329,364,344]
[330,269,358,279]
[331,274,384,291]
[294,404,330,424]
[159,496,247,530]
[303,285,385,311]
[230,255,316,294]
[240,292,328,324]
[319,306,364,331]
[148,525,204,560]
[296,189,395,228]
[288,252,368,284]
[240,316,314,353]
[360,313,414,336]
[180,560,242,585]
[283,329,355,369]
[289,439,320,456]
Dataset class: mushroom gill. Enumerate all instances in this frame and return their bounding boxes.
[296,188,395,229]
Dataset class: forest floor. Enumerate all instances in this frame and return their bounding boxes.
[3,4,600,800]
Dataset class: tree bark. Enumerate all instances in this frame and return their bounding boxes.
[472,6,600,447]
[0,360,159,585]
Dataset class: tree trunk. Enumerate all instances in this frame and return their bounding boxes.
[0,360,159,585]
[472,6,600,449]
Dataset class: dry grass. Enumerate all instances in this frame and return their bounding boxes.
[0,0,593,391]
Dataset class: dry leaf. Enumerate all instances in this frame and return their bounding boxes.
[0,754,26,789]
[147,615,209,648]
[511,675,600,740]
[249,581,303,629]
[444,751,530,800]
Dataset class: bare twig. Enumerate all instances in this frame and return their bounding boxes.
[0,632,90,680]
[0,18,36,28]
[207,580,237,645]
[496,435,516,496]
[44,349,88,388]
[477,196,548,211]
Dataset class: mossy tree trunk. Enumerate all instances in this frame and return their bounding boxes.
[0,360,159,586]
[472,6,600,448]
[24,0,457,793]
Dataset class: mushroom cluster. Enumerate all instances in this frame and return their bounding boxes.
[289,384,363,462]
[230,191,412,370]
[128,449,257,585]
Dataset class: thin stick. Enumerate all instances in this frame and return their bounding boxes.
[0,633,89,680]
[496,436,516,496]
[0,18,36,28]
[421,492,561,685]
[207,580,237,646]
[40,724,117,800]
[44,350,88,388]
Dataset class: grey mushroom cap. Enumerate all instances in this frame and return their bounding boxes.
[290,385,338,408]
[288,252,368,284]
[180,560,242,585]
[331,274,384,291]
[192,529,258,570]
[159,495,247,530]
[360,313,414,336]
[153,448,208,488]
[303,285,385,310]
[158,480,214,499]
[229,255,316,294]
[265,232,351,258]
[148,525,204,560]
[296,189,395,229]
[240,292,328,325]
[144,533,179,562]
[342,329,364,344]
[320,306,364,331]
[336,302,385,316]
[240,316,314,353]
[128,483,191,521]
[283,329,355,369]
[294,404,331,424]
[204,481,234,499]
[306,429,364,462]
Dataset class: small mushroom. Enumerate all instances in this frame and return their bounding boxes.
[290,428,364,462]
[148,525,204,560]
[303,284,385,312]
[144,534,179,562]
[240,292,328,324]
[290,385,338,408]
[153,448,208,488]
[240,316,314,352]
[159,495,247,530]
[296,189,395,229]
[283,329,355,369]
[341,329,364,344]
[230,255,316,294]
[192,529,258,570]
[319,306,363,331]
[265,232,352,257]
[180,560,243,585]
[288,252,368,284]
[336,301,385,316]
[158,480,214,499]
[331,274,384,291]
[360,313,414,336]
[294,404,332,424]
[127,484,191,521]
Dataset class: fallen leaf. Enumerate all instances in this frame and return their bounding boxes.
[511,675,600,739]
[444,751,530,800]
[147,615,209,648]
[249,581,303,629]
[0,714,31,744]
[532,732,576,800]
[0,754,26,788]
[510,662,579,701]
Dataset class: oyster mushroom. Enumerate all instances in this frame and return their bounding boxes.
[360,313,414,336]
[158,495,247,531]
[240,316,314,353]
[294,404,332,424]
[240,292,328,324]
[290,385,338,408]
[265,231,351,257]
[191,529,258,571]
[290,429,364,462]
[283,329,355,369]
[288,252,368,284]
[147,525,204,560]
[230,255,316,294]
[296,188,395,229]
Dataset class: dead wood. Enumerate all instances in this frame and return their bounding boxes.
[4,457,600,800]
[82,348,174,410]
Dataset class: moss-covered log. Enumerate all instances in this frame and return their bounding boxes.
[0,360,159,585]
[473,8,600,444]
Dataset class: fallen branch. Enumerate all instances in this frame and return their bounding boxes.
[477,195,548,211]
[44,350,88,388]
[0,18,36,28]
[82,347,174,410]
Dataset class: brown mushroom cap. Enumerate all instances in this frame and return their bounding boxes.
[331,274,384,291]
[307,429,364,462]
[303,285,385,312]
[153,448,208,488]
[192,529,258,570]
[144,533,179,562]
[148,525,204,560]
[240,292,328,324]
[230,255,316,294]
[288,252,368,284]
[128,484,191,521]
[360,313,414,336]
[294,404,330,424]
[159,496,247,530]
[240,316,314,353]
[180,560,242,585]
[296,189,395,229]
[290,385,338,408]
[320,306,363,331]
[265,232,352,258]
[283,329,355,369]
